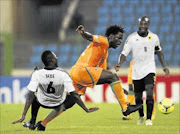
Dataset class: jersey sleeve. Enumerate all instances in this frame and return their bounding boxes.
[155,35,162,51]
[92,35,109,48]
[63,72,75,93]
[27,71,39,92]
[121,38,132,56]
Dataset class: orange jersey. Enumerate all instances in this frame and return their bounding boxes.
[75,35,109,69]
[127,60,133,84]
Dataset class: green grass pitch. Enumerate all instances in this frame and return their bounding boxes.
[0,103,179,134]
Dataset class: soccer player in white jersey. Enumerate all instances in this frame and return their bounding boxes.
[115,16,170,125]
[12,50,99,131]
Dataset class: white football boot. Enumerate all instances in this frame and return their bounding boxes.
[145,119,153,125]
[137,116,145,125]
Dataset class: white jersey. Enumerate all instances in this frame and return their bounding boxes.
[121,31,161,80]
[27,68,75,107]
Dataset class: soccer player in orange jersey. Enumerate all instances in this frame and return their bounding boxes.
[69,25,142,116]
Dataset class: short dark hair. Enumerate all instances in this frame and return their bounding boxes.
[41,50,55,66]
[105,25,125,37]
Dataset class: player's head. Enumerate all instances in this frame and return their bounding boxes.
[41,50,58,67]
[105,25,124,49]
[138,16,150,34]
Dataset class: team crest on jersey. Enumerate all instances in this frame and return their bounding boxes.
[148,36,151,40]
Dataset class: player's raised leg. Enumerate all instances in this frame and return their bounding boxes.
[122,84,135,120]
[36,92,98,131]
[97,69,142,116]
[35,94,76,131]
[38,105,65,131]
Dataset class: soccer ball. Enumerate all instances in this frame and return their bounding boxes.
[158,98,174,114]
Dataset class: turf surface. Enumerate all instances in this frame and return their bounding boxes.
[0,103,179,134]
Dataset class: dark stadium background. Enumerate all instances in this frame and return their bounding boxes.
[0,0,179,103]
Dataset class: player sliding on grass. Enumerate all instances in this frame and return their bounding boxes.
[12,50,98,131]
[69,25,142,116]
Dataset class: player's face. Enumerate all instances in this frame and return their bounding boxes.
[138,20,149,34]
[109,32,123,49]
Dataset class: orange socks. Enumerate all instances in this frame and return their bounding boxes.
[127,95,135,105]
[110,81,127,110]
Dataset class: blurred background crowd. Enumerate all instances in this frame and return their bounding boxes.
[0,0,179,76]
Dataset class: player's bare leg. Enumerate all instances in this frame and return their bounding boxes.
[97,69,142,116]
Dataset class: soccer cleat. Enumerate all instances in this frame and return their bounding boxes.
[145,119,153,125]
[123,104,142,116]
[122,114,132,120]
[23,121,36,130]
[137,116,145,125]
[35,121,46,131]
[23,121,30,128]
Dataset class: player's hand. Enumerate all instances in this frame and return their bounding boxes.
[87,107,99,113]
[123,88,129,95]
[163,68,170,77]
[114,64,121,72]
[11,115,25,124]
[76,25,84,34]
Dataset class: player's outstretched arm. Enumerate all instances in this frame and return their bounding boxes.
[11,91,35,124]
[76,25,93,41]
[156,51,170,77]
[70,91,99,113]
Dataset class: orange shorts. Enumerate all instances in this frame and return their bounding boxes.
[69,65,103,95]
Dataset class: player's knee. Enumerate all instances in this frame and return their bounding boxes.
[146,97,154,104]
[146,84,154,104]
[105,72,119,84]
[145,84,154,91]
[146,84,154,97]
[146,91,153,99]
[111,73,119,82]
